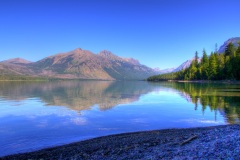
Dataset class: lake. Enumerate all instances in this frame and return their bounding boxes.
[0,81,240,156]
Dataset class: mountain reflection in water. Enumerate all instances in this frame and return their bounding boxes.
[0,81,240,157]
[0,81,239,124]
[0,81,158,111]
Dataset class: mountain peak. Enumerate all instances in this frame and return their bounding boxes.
[154,67,175,74]
[98,50,121,61]
[73,48,83,52]
[173,58,200,72]
[98,50,114,56]
[124,58,140,65]
[218,37,240,53]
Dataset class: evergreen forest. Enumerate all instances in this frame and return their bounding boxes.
[148,42,240,81]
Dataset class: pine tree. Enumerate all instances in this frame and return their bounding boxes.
[216,54,225,79]
[188,60,197,80]
[225,42,235,57]
[236,41,240,57]
[224,57,232,79]
[200,49,209,79]
[209,52,217,79]
[224,43,235,79]
[195,51,199,64]
[214,43,218,54]
[233,41,240,79]
[194,51,200,79]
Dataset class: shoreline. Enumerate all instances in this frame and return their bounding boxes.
[1,124,239,159]
[176,80,240,84]
[149,79,240,84]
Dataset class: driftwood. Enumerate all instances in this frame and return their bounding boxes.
[180,135,198,146]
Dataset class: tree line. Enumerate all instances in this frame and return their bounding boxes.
[148,42,240,81]
[0,75,49,81]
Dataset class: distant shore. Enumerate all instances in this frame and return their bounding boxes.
[2,124,239,160]
[159,80,240,84]
[176,80,240,84]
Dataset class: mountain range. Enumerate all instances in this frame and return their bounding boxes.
[0,48,159,80]
[1,37,239,80]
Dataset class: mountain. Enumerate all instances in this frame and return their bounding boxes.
[0,62,35,76]
[0,48,159,80]
[0,58,34,76]
[96,50,158,80]
[218,37,240,53]
[174,57,202,72]
[1,58,32,64]
[173,59,194,72]
[31,48,111,79]
[154,67,175,74]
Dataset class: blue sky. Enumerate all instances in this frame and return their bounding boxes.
[0,0,240,69]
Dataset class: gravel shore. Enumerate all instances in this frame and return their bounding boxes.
[1,124,239,160]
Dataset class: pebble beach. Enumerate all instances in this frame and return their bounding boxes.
[1,124,240,160]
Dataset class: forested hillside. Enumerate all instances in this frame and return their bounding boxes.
[148,41,240,81]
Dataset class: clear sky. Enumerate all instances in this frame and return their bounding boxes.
[0,0,240,69]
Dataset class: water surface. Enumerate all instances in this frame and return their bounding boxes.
[0,81,239,156]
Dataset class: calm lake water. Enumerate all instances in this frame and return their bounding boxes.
[0,81,240,156]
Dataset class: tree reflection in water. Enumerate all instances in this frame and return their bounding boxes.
[168,82,240,124]
[0,81,239,124]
